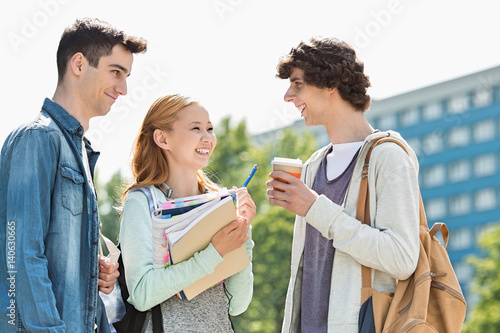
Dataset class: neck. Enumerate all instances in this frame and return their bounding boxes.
[52,84,90,133]
[164,166,200,198]
[324,104,374,144]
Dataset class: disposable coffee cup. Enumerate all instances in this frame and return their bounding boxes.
[272,157,303,179]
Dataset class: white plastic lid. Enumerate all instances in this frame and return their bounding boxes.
[271,157,303,167]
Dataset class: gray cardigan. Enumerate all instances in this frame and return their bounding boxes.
[281,131,421,333]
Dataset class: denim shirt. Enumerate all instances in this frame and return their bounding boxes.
[0,98,110,332]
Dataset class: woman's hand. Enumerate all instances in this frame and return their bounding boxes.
[211,217,249,257]
[211,187,256,257]
[234,186,256,224]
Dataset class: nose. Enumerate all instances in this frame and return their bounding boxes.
[202,130,212,142]
[116,79,128,96]
[284,86,295,103]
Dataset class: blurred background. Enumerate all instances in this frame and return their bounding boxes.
[1,0,499,331]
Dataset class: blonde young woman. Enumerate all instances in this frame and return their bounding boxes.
[119,94,255,332]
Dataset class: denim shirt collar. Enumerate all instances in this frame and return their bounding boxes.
[41,98,100,169]
[42,98,83,136]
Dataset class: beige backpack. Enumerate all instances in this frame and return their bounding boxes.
[357,137,467,332]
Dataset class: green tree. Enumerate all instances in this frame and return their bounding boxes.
[208,116,252,189]
[229,126,318,332]
[96,170,126,249]
[462,224,500,333]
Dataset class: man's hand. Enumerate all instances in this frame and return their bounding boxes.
[266,170,319,217]
[98,255,119,294]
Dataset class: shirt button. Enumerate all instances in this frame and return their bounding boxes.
[91,274,96,278]
[89,306,93,311]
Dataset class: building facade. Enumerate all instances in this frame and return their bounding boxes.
[368,66,500,305]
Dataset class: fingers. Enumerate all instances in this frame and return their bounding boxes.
[98,254,119,294]
[268,170,297,184]
[99,255,111,269]
[212,218,250,257]
[234,187,257,223]
[266,170,319,217]
[98,280,115,294]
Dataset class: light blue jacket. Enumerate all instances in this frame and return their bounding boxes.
[0,98,110,332]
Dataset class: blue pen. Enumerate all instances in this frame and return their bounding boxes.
[242,164,259,187]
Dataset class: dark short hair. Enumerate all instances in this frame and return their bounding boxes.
[277,37,371,111]
[56,17,147,82]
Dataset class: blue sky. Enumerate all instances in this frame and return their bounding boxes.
[1,0,498,181]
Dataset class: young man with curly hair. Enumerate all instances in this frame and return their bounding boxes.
[266,37,421,332]
[0,18,146,332]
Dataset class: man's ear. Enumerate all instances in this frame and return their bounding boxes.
[69,52,87,77]
[153,129,169,150]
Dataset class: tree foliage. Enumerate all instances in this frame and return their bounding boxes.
[462,224,500,333]
[96,170,126,249]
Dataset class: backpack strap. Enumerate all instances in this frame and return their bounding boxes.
[115,187,164,333]
[132,187,159,213]
[356,136,417,290]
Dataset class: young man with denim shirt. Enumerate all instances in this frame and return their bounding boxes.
[0,18,146,332]
[266,37,420,332]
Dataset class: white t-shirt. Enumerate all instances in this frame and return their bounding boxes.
[326,141,364,181]
[81,141,96,194]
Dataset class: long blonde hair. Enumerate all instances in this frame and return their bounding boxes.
[122,94,219,202]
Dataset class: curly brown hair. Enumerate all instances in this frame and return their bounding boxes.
[277,37,371,111]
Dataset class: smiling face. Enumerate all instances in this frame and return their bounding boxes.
[161,103,217,173]
[79,43,133,118]
[283,67,334,127]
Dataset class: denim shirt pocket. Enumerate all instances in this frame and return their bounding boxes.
[60,164,85,215]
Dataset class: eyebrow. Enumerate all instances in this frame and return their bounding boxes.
[189,121,212,126]
[290,76,303,82]
[109,64,130,76]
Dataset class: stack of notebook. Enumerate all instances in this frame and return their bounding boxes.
[151,189,250,300]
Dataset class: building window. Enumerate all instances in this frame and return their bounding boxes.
[454,262,474,284]
[449,194,471,216]
[406,138,421,155]
[448,160,469,183]
[473,88,493,108]
[449,227,472,250]
[377,114,397,130]
[475,188,496,211]
[474,154,496,177]
[424,165,446,187]
[422,132,443,155]
[400,107,419,127]
[448,94,469,114]
[473,120,495,142]
[425,198,446,220]
[422,102,442,121]
[448,126,469,148]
